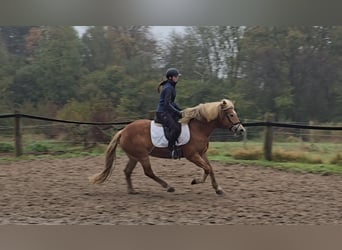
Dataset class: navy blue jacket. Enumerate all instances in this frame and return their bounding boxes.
[156,80,181,116]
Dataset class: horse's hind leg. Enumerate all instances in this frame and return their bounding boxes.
[139,157,175,193]
[124,157,138,194]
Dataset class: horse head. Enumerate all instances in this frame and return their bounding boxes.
[218,99,246,135]
[180,99,246,136]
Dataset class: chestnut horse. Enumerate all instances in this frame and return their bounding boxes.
[90,99,245,195]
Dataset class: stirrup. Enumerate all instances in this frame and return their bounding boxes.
[171,149,179,159]
[170,146,180,159]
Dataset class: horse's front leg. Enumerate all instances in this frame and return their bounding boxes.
[190,152,209,185]
[203,153,224,195]
[191,152,212,184]
[188,154,224,195]
[139,156,175,193]
[191,172,208,185]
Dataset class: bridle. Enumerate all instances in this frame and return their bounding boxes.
[224,108,243,134]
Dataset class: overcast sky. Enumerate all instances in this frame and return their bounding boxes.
[150,26,185,41]
[74,26,185,43]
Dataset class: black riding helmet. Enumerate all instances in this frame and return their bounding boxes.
[166,68,181,79]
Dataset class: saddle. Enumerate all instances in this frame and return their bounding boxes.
[150,121,190,148]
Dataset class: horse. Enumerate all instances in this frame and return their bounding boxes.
[89,99,246,195]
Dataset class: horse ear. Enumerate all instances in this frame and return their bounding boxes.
[220,99,227,110]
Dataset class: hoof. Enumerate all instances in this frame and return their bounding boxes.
[191,179,199,185]
[216,189,224,195]
[167,186,175,192]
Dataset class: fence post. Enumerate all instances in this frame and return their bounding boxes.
[14,111,23,157]
[308,120,317,143]
[263,112,274,161]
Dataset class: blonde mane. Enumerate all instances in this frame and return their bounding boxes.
[179,99,234,124]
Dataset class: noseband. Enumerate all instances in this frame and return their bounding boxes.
[225,108,242,133]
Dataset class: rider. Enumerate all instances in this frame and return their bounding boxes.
[155,68,182,159]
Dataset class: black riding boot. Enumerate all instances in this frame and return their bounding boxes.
[168,133,179,159]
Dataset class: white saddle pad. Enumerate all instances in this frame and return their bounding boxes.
[150,121,190,148]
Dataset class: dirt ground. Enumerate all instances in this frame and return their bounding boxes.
[0,155,341,225]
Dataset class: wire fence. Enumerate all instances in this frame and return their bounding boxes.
[0,113,341,157]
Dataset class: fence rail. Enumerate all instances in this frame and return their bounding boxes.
[1,113,342,158]
[0,113,131,126]
[1,113,342,130]
[243,121,342,130]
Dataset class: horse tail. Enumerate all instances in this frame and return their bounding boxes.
[89,129,123,184]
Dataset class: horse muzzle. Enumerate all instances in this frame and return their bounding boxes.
[231,123,246,135]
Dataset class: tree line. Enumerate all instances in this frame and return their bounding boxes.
[0,26,341,125]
